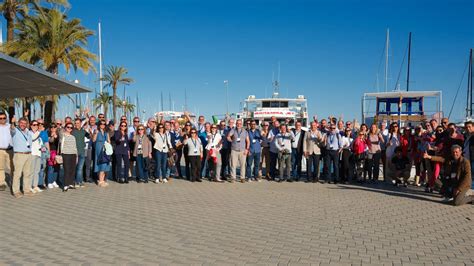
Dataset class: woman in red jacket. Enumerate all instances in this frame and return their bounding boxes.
[352,132,369,183]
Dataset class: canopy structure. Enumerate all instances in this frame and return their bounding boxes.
[0,52,91,99]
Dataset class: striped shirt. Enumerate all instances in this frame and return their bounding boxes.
[60,134,78,155]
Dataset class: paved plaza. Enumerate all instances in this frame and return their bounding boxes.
[1,180,473,265]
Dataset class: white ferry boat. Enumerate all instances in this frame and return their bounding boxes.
[237,92,309,128]
[154,111,196,124]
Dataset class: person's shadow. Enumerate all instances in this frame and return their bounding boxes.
[328,182,445,204]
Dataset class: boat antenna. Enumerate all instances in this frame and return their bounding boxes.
[384,28,390,92]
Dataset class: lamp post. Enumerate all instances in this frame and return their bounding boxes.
[224,80,229,116]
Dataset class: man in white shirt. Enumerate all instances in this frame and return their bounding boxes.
[0,112,12,192]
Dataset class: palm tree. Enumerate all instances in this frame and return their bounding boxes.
[119,99,135,118]
[1,0,69,119]
[92,92,112,120]
[4,7,96,125]
[0,0,69,41]
[100,65,133,123]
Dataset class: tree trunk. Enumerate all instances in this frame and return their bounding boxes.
[104,105,108,122]
[22,97,31,121]
[6,13,15,42]
[112,86,117,123]
[44,97,54,127]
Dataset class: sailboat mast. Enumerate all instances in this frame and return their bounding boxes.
[406,32,412,91]
[384,28,390,92]
[98,22,103,94]
[468,49,473,118]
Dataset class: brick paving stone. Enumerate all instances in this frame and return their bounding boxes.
[0,180,473,264]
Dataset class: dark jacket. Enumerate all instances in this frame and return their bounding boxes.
[114,130,130,155]
[291,129,306,154]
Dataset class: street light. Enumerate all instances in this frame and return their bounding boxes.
[224,80,229,116]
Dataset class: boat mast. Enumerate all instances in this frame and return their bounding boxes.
[406,32,412,91]
[468,49,473,118]
[384,28,390,92]
[98,21,103,112]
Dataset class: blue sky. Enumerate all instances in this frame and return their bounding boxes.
[2,0,473,122]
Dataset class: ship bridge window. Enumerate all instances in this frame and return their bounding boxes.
[262,101,288,108]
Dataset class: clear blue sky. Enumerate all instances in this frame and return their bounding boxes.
[2,0,474,122]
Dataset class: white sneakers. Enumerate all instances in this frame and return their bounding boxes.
[48,183,54,189]
[52,182,59,188]
[162,178,168,183]
[155,178,160,183]
[33,187,43,193]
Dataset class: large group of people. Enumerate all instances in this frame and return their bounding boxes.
[0,110,473,206]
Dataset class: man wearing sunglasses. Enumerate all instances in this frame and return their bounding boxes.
[0,112,12,192]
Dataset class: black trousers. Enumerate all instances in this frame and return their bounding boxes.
[367,151,381,181]
[175,149,183,177]
[323,150,339,182]
[63,154,77,187]
[115,153,130,181]
[184,147,190,180]
[269,151,278,178]
[189,155,201,182]
[340,149,352,182]
[306,153,321,180]
[220,148,230,177]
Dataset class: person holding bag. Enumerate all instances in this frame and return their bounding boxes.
[60,122,78,192]
[93,120,111,187]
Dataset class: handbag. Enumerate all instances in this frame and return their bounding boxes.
[98,147,111,164]
[104,141,114,156]
[55,136,64,165]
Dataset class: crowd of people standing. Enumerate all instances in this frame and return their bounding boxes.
[0,110,472,206]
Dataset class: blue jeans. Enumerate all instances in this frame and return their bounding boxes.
[291,148,303,178]
[75,154,86,184]
[246,152,261,179]
[136,154,148,181]
[38,157,47,186]
[155,151,168,179]
[47,165,59,184]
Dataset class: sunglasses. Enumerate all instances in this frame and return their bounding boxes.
[0,117,6,120]
[138,128,145,131]
[133,120,139,123]
[66,126,73,129]
[56,123,62,126]
[120,125,127,128]
[31,124,38,126]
